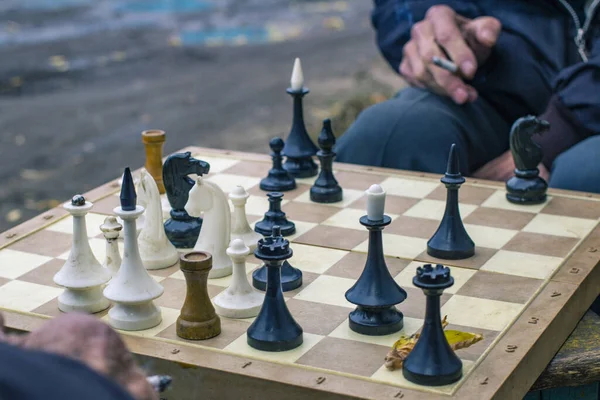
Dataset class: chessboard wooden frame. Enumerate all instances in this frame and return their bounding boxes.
[1,146,599,400]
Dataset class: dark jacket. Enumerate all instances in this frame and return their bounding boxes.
[372,0,600,168]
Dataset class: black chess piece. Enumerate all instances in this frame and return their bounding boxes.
[506,116,550,204]
[254,192,295,236]
[427,144,475,260]
[403,264,462,386]
[247,226,303,351]
[282,84,318,178]
[260,137,296,192]
[120,168,137,211]
[310,119,343,203]
[345,214,407,336]
[252,259,302,292]
[163,152,210,248]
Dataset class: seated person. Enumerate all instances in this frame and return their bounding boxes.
[336,1,600,194]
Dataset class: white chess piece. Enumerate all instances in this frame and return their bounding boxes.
[230,186,262,250]
[53,195,111,313]
[185,177,232,278]
[290,57,304,90]
[137,169,179,270]
[100,216,122,275]
[213,239,263,318]
[104,170,164,331]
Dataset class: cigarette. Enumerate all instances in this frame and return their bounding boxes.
[431,56,458,74]
[147,375,172,393]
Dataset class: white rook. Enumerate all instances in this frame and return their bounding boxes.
[366,184,386,221]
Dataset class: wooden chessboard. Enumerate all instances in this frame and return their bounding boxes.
[1,146,599,400]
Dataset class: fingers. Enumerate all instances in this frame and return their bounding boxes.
[463,16,501,62]
[400,41,426,88]
[425,5,477,78]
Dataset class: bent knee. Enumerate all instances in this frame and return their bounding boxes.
[550,136,600,193]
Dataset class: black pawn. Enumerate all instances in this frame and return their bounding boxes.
[260,137,296,192]
[282,86,318,178]
[506,115,550,204]
[345,215,407,336]
[254,192,295,236]
[120,167,137,211]
[252,260,302,292]
[163,152,210,248]
[403,264,462,386]
[247,226,303,351]
[310,119,343,203]
[427,144,474,260]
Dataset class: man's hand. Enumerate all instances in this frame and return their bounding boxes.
[399,5,501,104]
[0,312,158,400]
[472,151,550,182]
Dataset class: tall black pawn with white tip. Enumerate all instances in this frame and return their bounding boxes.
[403,264,462,386]
[506,115,550,204]
[345,184,407,335]
[427,144,474,260]
[260,137,296,192]
[310,119,342,203]
[247,226,303,351]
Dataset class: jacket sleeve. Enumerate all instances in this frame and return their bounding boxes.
[372,0,482,72]
[535,52,600,169]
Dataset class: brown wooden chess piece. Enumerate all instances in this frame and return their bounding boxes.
[176,252,221,340]
[142,130,167,194]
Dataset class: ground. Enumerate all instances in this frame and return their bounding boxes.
[0,0,404,232]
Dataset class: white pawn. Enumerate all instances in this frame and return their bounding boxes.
[137,169,179,270]
[213,239,264,318]
[230,186,262,250]
[100,216,122,275]
[186,177,232,278]
[104,168,164,331]
[54,195,111,313]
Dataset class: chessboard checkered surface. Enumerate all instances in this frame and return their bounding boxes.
[1,147,599,399]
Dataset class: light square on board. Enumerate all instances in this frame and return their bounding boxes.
[502,232,579,258]
[353,234,427,260]
[325,252,409,280]
[295,337,390,377]
[441,295,523,331]
[523,213,597,239]
[427,184,496,205]
[157,317,252,349]
[348,194,420,215]
[328,317,423,347]
[333,170,387,191]
[463,207,536,231]
[205,174,261,194]
[9,230,73,258]
[293,275,355,309]
[380,177,439,199]
[283,271,319,299]
[223,332,324,364]
[457,270,542,304]
[46,212,108,238]
[293,225,368,251]
[480,250,564,280]
[370,360,475,394]
[241,195,283,217]
[402,287,452,319]
[463,224,518,249]
[0,280,62,312]
[403,199,477,221]
[395,261,476,294]
[293,188,365,208]
[191,155,240,173]
[221,160,269,178]
[540,196,600,219]
[0,249,52,279]
[285,298,351,336]
[32,297,107,319]
[481,190,548,213]
[322,208,375,231]
[287,243,348,274]
[57,238,121,263]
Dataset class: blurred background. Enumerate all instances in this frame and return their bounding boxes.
[0,0,405,232]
